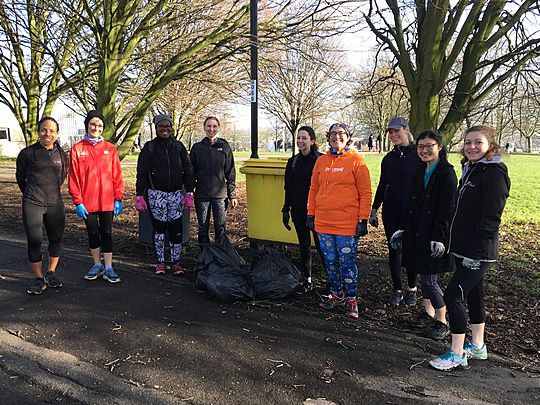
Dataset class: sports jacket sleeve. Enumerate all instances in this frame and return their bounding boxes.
[430,165,457,243]
[224,145,236,199]
[15,149,28,194]
[354,156,372,220]
[180,141,194,192]
[372,157,387,210]
[68,145,84,205]
[282,156,294,211]
[307,158,322,216]
[136,143,150,196]
[111,146,124,201]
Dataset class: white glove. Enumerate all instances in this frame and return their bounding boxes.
[389,230,404,250]
[430,241,445,258]
[462,257,481,270]
[369,209,379,227]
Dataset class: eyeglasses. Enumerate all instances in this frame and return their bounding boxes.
[90,123,103,128]
[417,143,438,151]
[329,131,347,137]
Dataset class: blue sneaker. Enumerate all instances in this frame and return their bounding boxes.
[464,341,488,360]
[103,267,121,283]
[84,264,104,280]
[429,350,468,371]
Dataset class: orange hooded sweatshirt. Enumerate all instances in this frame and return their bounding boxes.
[307,148,372,236]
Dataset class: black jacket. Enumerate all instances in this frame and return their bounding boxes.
[401,159,457,274]
[189,137,236,200]
[448,158,510,261]
[16,141,69,206]
[372,144,422,213]
[282,150,322,220]
[136,137,194,195]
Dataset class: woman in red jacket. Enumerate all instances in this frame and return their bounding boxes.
[307,123,372,318]
[69,110,124,283]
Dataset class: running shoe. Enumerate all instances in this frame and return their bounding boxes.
[27,278,47,295]
[429,350,468,371]
[345,298,359,319]
[171,262,185,276]
[44,271,62,288]
[155,262,166,275]
[102,267,121,283]
[464,341,488,360]
[387,290,403,306]
[84,264,104,280]
[319,293,346,310]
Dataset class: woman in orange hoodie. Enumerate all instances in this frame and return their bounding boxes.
[307,123,372,318]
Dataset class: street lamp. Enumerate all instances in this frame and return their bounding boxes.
[250,0,259,158]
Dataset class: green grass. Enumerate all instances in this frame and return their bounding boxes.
[0,156,16,164]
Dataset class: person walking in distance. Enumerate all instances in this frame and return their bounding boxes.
[369,117,422,307]
[16,117,70,295]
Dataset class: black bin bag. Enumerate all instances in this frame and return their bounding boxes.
[195,236,253,302]
[249,249,301,300]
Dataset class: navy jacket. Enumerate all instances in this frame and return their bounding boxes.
[189,137,236,200]
[372,144,422,213]
[401,159,457,274]
[449,158,510,261]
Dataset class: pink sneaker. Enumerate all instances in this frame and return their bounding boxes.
[171,262,185,276]
[345,298,359,319]
[155,263,166,275]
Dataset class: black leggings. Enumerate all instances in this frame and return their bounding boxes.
[84,212,114,252]
[382,208,417,290]
[444,257,491,334]
[292,217,325,279]
[23,201,65,263]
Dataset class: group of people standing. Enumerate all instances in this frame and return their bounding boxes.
[282,118,510,372]
[16,111,236,291]
[16,110,509,373]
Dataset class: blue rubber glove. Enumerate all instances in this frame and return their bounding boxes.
[75,203,88,219]
[114,200,123,217]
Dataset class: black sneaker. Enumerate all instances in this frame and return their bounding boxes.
[44,271,62,288]
[27,278,47,295]
[387,290,403,306]
[404,290,417,306]
[410,311,437,329]
[295,281,313,295]
[429,320,450,340]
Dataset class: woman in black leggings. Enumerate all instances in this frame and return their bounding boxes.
[16,117,69,295]
[430,125,510,371]
[282,126,325,294]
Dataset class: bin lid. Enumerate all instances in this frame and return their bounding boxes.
[240,158,288,175]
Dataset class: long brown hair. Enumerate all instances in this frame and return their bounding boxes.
[460,125,501,165]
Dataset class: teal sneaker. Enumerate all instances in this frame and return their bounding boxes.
[464,341,488,360]
[84,264,104,280]
[103,267,121,283]
[429,350,468,371]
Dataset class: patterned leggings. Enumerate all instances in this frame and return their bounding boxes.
[147,189,184,263]
[318,233,360,298]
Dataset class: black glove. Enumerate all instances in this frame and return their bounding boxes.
[306,215,315,231]
[355,220,368,238]
[282,209,291,231]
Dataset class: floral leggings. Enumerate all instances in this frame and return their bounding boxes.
[318,233,359,298]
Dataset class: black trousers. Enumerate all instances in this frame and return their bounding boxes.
[22,201,65,263]
[382,208,417,290]
[84,212,114,252]
[444,257,491,334]
[292,216,324,279]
